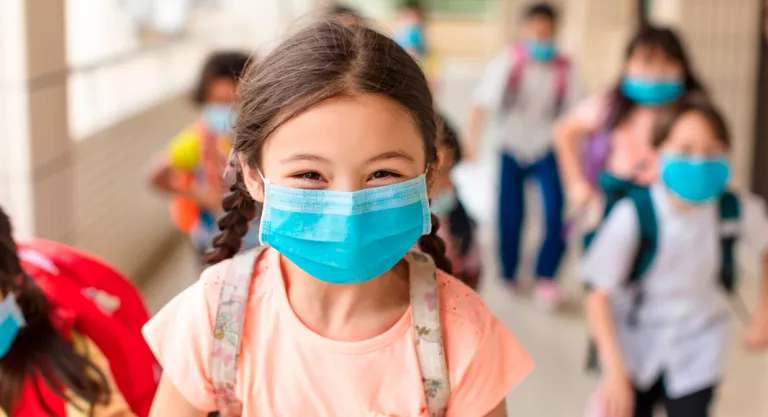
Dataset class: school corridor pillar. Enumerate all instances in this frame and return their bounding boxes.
[649,0,763,189]
[0,0,73,242]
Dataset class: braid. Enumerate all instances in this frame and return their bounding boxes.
[417,214,453,274]
[204,170,257,265]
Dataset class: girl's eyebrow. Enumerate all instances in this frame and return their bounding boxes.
[366,151,415,164]
[280,154,330,163]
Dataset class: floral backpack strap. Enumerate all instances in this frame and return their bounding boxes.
[211,246,267,416]
[408,251,450,417]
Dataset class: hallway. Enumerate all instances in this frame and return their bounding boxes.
[140,60,768,416]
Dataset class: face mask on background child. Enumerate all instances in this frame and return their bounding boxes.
[203,104,235,136]
[660,153,730,204]
[526,40,557,62]
[258,174,432,284]
[0,294,25,359]
[430,188,458,215]
[621,77,684,106]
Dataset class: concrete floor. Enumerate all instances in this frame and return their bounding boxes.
[140,60,768,416]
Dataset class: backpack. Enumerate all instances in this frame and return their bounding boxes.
[503,43,570,116]
[584,188,741,370]
[17,239,159,417]
[210,247,451,417]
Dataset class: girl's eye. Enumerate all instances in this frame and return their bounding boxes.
[294,172,325,182]
[369,171,402,181]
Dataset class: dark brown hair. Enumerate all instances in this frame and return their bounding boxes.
[524,2,558,24]
[0,207,111,416]
[608,25,706,130]
[205,20,453,274]
[652,94,731,149]
[192,51,251,106]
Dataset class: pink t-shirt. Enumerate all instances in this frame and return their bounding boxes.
[143,248,533,417]
[572,92,658,185]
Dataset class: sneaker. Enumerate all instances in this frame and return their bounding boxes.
[535,280,562,310]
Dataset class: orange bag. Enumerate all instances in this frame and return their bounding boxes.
[170,172,199,233]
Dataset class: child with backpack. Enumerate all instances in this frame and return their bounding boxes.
[144,20,532,417]
[0,206,157,417]
[149,51,261,262]
[582,97,768,417]
[463,2,583,306]
[555,26,707,230]
[432,116,482,290]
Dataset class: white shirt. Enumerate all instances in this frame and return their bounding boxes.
[581,184,768,397]
[471,48,584,164]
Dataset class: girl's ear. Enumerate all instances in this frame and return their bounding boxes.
[425,162,439,200]
[240,157,265,203]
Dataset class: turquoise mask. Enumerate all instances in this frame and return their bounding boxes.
[526,40,557,62]
[259,176,431,284]
[430,189,458,215]
[621,77,684,106]
[203,104,235,136]
[660,154,730,204]
[0,294,25,359]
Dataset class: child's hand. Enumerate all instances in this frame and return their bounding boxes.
[600,372,634,417]
[192,187,224,212]
[744,312,768,352]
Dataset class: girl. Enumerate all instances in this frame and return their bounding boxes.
[149,51,261,262]
[583,97,768,417]
[555,26,706,215]
[144,21,532,417]
[432,116,482,290]
[0,207,135,417]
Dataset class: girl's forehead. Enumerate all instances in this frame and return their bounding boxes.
[263,95,427,163]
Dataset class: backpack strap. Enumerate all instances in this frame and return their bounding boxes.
[625,188,658,327]
[719,191,741,293]
[407,251,450,417]
[552,55,570,115]
[211,246,268,417]
[502,43,527,110]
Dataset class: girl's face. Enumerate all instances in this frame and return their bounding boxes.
[205,77,238,105]
[245,94,429,198]
[658,111,728,157]
[625,45,685,81]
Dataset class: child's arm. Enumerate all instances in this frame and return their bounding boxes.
[149,375,207,417]
[745,252,768,351]
[463,106,488,162]
[462,52,511,162]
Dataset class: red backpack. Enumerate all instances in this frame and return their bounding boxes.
[503,42,571,115]
[16,239,159,417]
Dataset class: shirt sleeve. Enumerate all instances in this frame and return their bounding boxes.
[562,92,610,133]
[581,199,640,293]
[142,261,231,412]
[470,50,515,111]
[166,128,202,171]
[446,315,534,417]
[739,192,768,255]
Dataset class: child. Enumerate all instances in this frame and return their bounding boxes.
[393,1,427,60]
[149,51,261,261]
[464,2,582,306]
[433,116,482,290]
[555,25,706,216]
[144,20,532,417]
[0,207,139,417]
[583,97,768,417]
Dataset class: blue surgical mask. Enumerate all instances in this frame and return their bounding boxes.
[526,40,557,62]
[621,77,684,106]
[259,175,432,284]
[660,153,730,204]
[0,294,25,360]
[203,104,235,136]
[430,188,458,216]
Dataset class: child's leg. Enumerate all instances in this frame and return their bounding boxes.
[664,386,715,417]
[633,379,665,417]
[498,153,526,281]
[530,152,566,279]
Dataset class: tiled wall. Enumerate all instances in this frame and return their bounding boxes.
[72,95,196,278]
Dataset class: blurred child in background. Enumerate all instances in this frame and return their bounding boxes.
[464,3,582,307]
[0,206,156,417]
[432,116,482,290]
[328,3,364,27]
[583,96,768,417]
[149,51,261,262]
